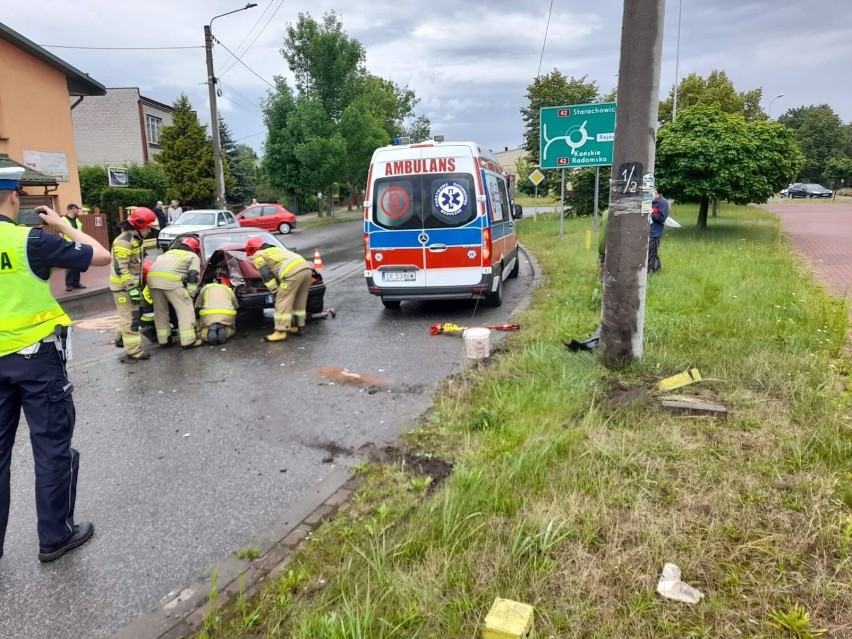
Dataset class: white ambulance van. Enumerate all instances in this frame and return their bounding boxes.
[363,139,520,308]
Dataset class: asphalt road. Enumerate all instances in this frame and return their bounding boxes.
[0,218,534,639]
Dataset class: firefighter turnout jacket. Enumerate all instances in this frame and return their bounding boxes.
[147,247,201,296]
[252,246,311,292]
[195,282,238,328]
[109,230,145,293]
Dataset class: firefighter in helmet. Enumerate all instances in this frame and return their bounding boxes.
[147,236,203,348]
[244,237,312,342]
[110,207,158,361]
[136,259,159,344]
[195,276,239,345]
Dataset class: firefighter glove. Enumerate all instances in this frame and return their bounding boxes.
[128,287,142,304]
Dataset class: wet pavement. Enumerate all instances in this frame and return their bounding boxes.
[0,218,535,639]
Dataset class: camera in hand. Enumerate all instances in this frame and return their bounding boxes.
[17,209,44,226]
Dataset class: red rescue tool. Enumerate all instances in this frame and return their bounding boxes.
[429,322,520,336]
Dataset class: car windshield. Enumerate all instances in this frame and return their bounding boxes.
[176,212,216,226]
[201,231,282,259]
[806,184,825,189]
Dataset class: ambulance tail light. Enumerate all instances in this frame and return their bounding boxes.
[482,228,492,263]
[364,234,372,269]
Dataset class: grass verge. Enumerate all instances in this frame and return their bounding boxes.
[199,204,851,639]
[298,209,362,231]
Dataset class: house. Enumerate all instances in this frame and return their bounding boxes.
[493,145,528,178]
[71,87,175,167]
[0,21,105,210]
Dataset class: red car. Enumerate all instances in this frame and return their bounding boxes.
[236,203,297,234]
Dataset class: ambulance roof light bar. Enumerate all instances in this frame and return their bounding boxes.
[433,134,444,142]
[393,136,411,146]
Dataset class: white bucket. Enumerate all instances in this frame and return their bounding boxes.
[463,327,492,360]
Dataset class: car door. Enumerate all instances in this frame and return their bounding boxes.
[261,206,279,231]
[225,211,237,227]
[239,206,262,228]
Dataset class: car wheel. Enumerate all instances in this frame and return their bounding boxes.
[278,222,292,234]
[485,274,503,308]
[382,298,401,309]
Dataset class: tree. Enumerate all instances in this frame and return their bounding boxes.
[656,105,803,229]
[824,157,852,192]
[219,115,256,205]
[778,105,849,183]
[156,94,217,207]
[283,11,366,121]
[519,70,599,195]
[658,70,763,125]
[567,167,610,216]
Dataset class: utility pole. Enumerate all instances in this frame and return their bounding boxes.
[204,4,257,210]
[204,24,226,209]
[599,0,666,368]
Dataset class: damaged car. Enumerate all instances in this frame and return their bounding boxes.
[166,227,327,319]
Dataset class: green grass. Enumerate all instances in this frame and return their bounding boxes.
[199,204,851,638]
[297,208,362,230]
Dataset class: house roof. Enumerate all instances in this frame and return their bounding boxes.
[0,22,106,96]
[0,154,58,186]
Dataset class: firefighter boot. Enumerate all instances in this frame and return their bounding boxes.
[205,324,221,345]
[264,331,288,342]
[216,325,229,345]
[288,326,301,336]
[183,338,204,349]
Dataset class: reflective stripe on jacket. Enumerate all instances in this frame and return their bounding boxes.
[109,230,144,292]
[195,282,239,326]
[0,222,72,357]
[148,248,201,291]
[252,247,310,283]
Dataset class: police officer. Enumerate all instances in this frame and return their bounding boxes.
[110,207,157,361]
[60,203,85,291]
[195,276,239,345]
[0,166,110,562]
[148,236,203,348]
[244,237,312,342]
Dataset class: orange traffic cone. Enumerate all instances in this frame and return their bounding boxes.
[313,247,325,270]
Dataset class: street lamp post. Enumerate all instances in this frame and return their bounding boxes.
[672,0,682,122]
[205,3,257,209]
[768,93,784,119]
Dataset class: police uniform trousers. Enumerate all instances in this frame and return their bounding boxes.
[0,344,78,553]
[197,312,236,342]
[112,291,143,356]
[273,268,312,332]
[150,287,196,346]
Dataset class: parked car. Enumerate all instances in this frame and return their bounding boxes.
[166,228,326,316]
[157,209,239,250]
[235,203,297,234]
[787,183,833,199]
[780,184,793,198]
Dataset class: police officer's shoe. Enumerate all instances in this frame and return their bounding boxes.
[264,331,288,342]
[38,522,94,562]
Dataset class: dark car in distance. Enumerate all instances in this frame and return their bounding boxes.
[787,183,833,199]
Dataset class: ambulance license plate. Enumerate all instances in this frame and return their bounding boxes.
[265,295,273,304]
[382,271,416,282]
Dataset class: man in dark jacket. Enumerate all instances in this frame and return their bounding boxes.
[152,201,168,229]
[648,189,669,273]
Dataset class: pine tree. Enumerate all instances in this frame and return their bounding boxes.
[219,115,255,205]
[157,94,216,207]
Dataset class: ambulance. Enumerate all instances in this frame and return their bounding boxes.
[363,138,521,308]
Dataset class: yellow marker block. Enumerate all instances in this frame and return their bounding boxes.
[585,229,591,251]
[483,598,534,639]
[657,368,702,392]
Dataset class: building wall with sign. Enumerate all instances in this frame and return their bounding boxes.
[0,38,84,208]
[72,88,175,167]
[493,146,528,178]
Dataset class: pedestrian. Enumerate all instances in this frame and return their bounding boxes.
[148,236,203,349]
[110,207,158,361]
[0,166,111,562]
[152,200,168,229]
[250,197,258,205]
[195,276,239,345]
[648,189,669,273]
[166,199,182,225]
[61,203,86,291]
[244,237,312,342]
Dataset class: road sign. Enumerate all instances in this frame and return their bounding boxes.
[528,168,545,186]
[539,102,616,170]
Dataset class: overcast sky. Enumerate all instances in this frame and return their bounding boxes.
[5,1,851,156]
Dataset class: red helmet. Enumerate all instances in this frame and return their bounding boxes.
[127,207,157,230]
[182,236,200,253]
[142,259,153,280]
[245,237,265,257]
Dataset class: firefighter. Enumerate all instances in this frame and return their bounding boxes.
[195,276,239,345]
[137,259,159,344]
[110,207,158,361]
[147,236,203,348]
[244,237,312,342]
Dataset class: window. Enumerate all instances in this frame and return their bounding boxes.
[242,207,260,219]
[261,206,279,217]
[146,115,162,145]
[372,174,476,231]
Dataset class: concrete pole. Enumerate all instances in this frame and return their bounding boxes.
[205,24,226,209]
[599,0,666,368]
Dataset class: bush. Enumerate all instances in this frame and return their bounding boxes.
[78,166,109,209]
[127,164,169,202]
